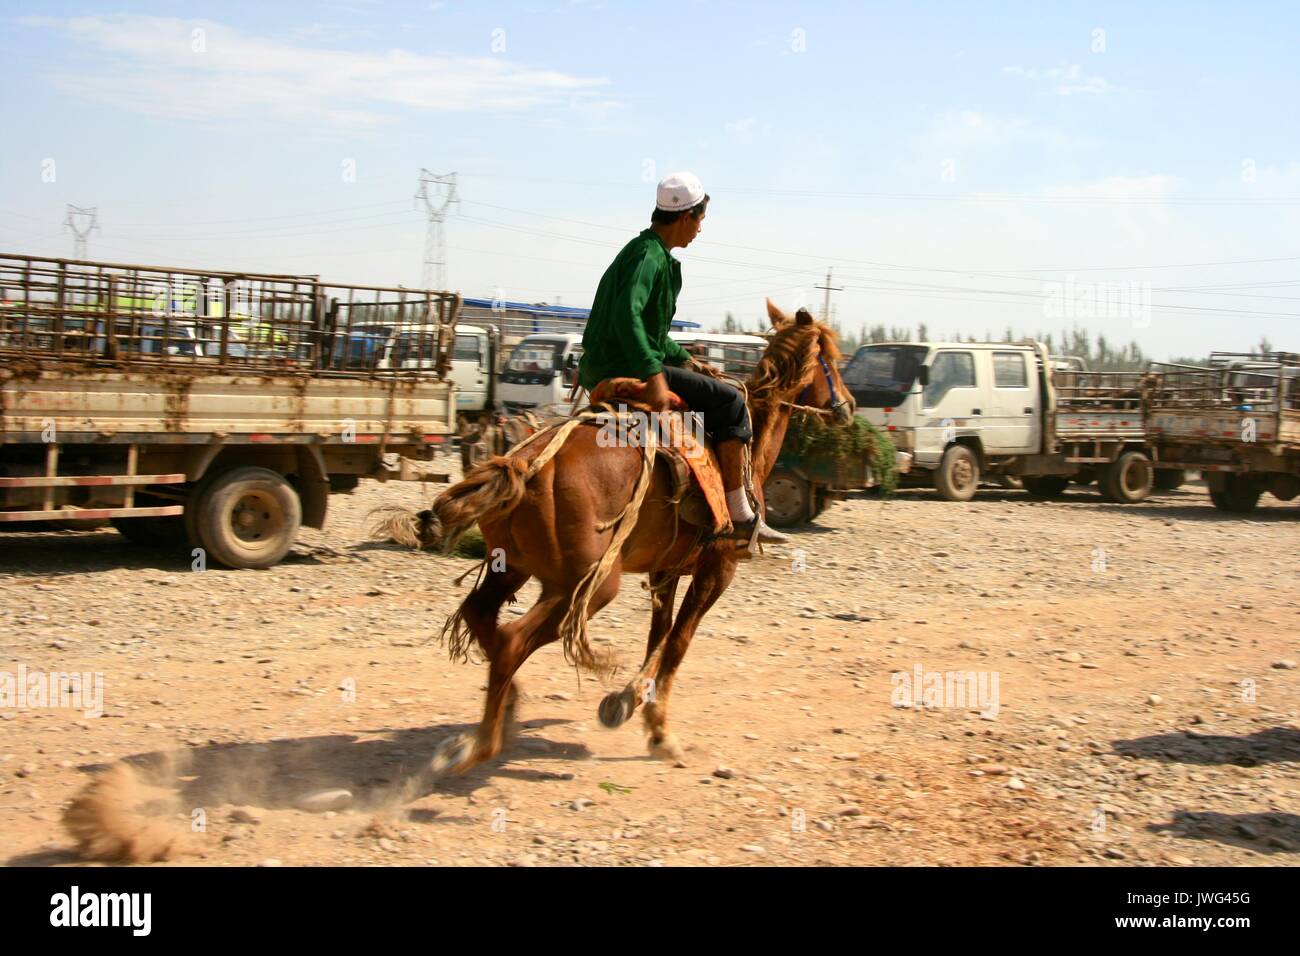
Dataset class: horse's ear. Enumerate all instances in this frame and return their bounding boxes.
[795,308,815,326]
[766,298,790,328]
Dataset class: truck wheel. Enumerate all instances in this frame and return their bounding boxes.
[809,487,832,519]
[1099,450,1153,504]
[1208,474,1260,513]
[193,466,302,569]
[112,494,187,547]
[1022,476,1070,498]
[763,469,810,527]
[1153,469,1186,492]
[935,445,979,502]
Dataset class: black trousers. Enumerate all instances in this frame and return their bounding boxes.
[661,365,752,443]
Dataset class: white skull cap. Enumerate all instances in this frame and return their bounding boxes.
[655,171,706,212]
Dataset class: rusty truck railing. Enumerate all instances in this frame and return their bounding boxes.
[1148,354,1300,413]
[1052,369,1151,411]
[0,253,460,379]
[1146,353,1299,451]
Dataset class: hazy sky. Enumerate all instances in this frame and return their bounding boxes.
[3,1,1299,358]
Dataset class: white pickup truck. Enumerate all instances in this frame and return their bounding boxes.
[845,340,1175,502]
[0,253,458,567]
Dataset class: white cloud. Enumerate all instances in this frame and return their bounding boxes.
[1003,61,1119,96]
[1040,174,1182,200]
[927,109,1088,152]
[20,14,614,128]
[292,22,380,43]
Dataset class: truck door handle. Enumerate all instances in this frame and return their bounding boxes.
[1024,407,1034,414]
[971,409,981,415]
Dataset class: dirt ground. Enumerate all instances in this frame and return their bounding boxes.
[1,463,1297,867]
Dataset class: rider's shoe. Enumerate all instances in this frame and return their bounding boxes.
[721,515,789,545]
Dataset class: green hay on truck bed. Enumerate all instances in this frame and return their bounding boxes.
[783,411,900,496]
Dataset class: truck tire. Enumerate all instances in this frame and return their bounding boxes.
[1099,450,1153,504]
[1022,476,1070,498]
[809,487,833,520]
[935,445,979,502]
[763,469,811,527]
[1153,469,1186,492]
[192,466,302,569]
[1208,473,1261,513]
[112,494,188,547]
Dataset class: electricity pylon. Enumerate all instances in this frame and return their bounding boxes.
[414,170,458,290]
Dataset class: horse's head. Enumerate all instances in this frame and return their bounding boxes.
[751,299,855,424]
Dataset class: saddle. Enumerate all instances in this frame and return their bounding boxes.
[587,378,732,535]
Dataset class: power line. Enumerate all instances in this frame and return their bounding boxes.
[457,172,1300,207]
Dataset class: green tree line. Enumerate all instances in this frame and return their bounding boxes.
[714,312,1278,372]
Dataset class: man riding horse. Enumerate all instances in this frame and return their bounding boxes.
[578,171,788,544]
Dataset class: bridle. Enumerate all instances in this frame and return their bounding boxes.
[787,353,851,419]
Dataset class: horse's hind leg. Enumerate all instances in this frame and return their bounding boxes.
[431,563,529,773]
[642,550,737,762]
[598,571,679,729]
[471,568,623,765]
[433,583,571,775]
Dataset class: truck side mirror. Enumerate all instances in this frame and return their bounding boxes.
[918,366,930,387]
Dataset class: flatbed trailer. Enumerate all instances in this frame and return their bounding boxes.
[0,253,459,567]
[1146,352,1300,512]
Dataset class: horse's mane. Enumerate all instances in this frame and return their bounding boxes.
[747,318,842,405]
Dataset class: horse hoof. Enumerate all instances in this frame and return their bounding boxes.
[598,688,635,728]
[648,733,685,764]
[429,733,476,775]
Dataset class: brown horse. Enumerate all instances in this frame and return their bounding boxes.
[416,300,854,773]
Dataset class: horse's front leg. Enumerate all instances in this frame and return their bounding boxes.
[598,570,679,729]
[642,548,737,762]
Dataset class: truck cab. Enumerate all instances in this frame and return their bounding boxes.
[385,323,493,416]
[847,342,1046,469]
[497,333,584,416]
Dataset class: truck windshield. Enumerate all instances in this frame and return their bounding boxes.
[844,345,927,389]
[507,341,561,373]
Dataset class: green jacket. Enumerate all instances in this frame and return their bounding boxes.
[578,228,691,390]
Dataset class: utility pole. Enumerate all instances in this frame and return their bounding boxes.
[815,267,842,323]
[63,205,99,260]
[414,170,458,290]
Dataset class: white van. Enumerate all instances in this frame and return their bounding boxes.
[493,330,764,416]
[668,331,767,376]
[497,332,584,416]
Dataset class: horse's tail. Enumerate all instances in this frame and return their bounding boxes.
[431,455,531,554]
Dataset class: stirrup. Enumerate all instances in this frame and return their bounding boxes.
[720,515,789,545]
